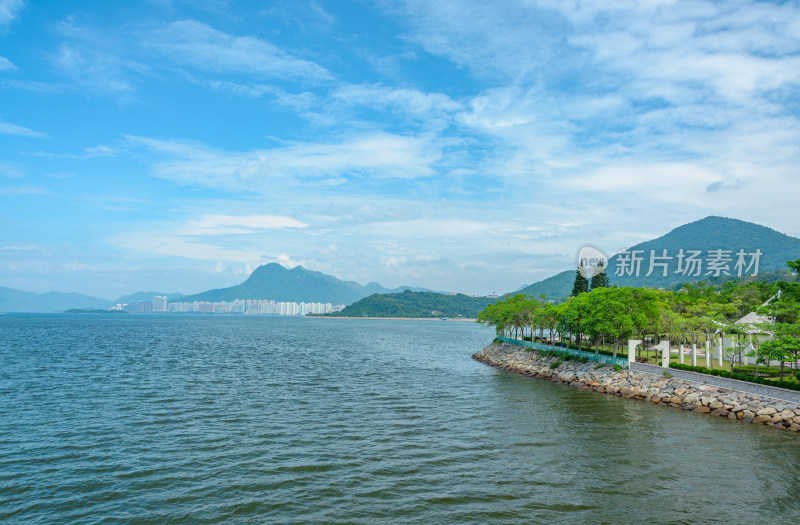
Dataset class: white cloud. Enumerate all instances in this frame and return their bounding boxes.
[186,76,319,110]
[564,162,722,203]
[83,144,114,157]
[1,244,52,256]
[127,132,442,191]
[112,232,268,263]
[385,1,800,204]
[0,117,47,138]
[0,0,23,26]
[0,55,15,69]
[0,184,45,195]
[0,162,24,177]
[27,144,118,159]
[144,20,333,82]
[360,218,496,239]
[182,214,308,235]
[47,40,148,96]
[330,84,461,120]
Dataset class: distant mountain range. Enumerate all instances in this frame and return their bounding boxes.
[520,216,800,299]
[177,263,430,305]
[0,286,113,313]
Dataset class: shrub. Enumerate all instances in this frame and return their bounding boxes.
[594,363,604,370]
[613,364,622,372]
[669,363,800,391]
[550,360,562,369]
[663,371,672,378]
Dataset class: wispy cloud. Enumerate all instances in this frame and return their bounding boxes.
[143,20,333,82]
[126,132,442,191]
[0,162,25,177]
[49,42,146,95]
[0,79,76,95]
[0,184,46,195]
[108,213,309,267]
[1,244,52,256]
[32,17,153,98]
[0,117,47,138]
[0,55,15,69]
[26,143,117,159]
[0,0,23,27]
[330,84,461,120]
[110,231,272,264]
[182,214,308,235]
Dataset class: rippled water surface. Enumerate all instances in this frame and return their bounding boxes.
[2,314,800,524]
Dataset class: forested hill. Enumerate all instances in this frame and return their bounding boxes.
[519,216,800,300]
[326,290,498,318]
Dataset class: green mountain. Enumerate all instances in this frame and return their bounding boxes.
[0,286,113,313]
[178,263,428,305]
[520,216,800,300]
[328,290,498,318]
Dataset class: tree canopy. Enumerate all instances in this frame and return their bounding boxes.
[479,265,800,362]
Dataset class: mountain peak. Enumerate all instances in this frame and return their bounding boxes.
[251,262,289,273]
[179,263,390,304]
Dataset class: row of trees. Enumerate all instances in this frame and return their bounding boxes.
[478,260,800,379]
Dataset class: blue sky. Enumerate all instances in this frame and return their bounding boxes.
[2,0,799,299]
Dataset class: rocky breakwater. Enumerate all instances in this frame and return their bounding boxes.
[474,342,800,433]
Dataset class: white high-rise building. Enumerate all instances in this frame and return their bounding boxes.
[153,296,168,311]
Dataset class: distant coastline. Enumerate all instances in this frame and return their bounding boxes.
[64,308,128,314]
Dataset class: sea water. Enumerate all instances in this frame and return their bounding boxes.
[1,314,799,523]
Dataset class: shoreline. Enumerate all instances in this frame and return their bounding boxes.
[316,316,477,321]
[474,342,800,433]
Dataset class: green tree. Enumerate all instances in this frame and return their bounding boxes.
[760,328,800,383]
[586,287,635,358]
[560,293,593,351]
[477,301,508,336]
[787,259,800,281]
[539,303,561,345]
[757,279,800,382]
[589,261,610,290]
[571,264,589,297]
